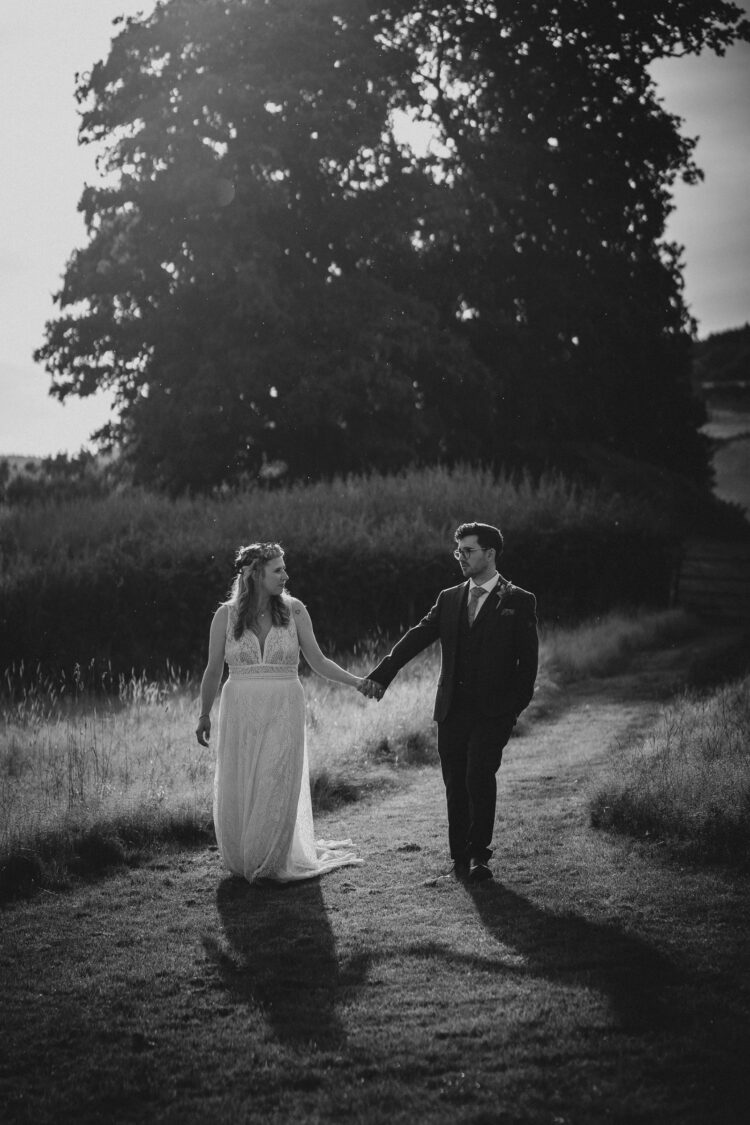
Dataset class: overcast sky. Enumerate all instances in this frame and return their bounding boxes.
[1,2,748,458]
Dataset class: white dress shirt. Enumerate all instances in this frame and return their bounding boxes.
[467,572,500,622]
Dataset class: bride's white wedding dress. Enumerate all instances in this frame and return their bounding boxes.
[213,604,361,883]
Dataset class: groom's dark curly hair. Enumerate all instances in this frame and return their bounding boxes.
[455,522,504,558]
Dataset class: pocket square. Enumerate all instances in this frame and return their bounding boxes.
[500,608,515,616]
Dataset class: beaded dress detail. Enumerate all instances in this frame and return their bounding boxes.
[213,602,361,883]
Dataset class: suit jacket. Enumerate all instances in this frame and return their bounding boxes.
[369,576,539,722]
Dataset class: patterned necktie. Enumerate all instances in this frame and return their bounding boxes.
[468,586,485,626]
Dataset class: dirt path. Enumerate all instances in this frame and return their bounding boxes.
[2,644,750,1124]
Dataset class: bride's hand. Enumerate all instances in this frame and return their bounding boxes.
[196,715,211,746]
[357,677,384,700]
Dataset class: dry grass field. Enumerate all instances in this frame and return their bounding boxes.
[0,611,706,897]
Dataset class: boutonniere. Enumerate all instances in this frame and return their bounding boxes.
[494,581,513,610]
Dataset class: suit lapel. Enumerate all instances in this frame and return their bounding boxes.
[446,583,469,650]
[473,576,512,629]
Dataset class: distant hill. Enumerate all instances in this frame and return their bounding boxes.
[0,450,116,504]
[0,455,43,479]
[693,324,750,391]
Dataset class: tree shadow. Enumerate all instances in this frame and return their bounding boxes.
[205,876,369,1050]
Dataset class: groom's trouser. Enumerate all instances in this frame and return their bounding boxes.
[437,706,516,862]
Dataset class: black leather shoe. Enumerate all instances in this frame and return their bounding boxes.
[469,859,492,882]
[437,860,469,880]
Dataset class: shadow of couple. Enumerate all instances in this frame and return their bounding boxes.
[204,876,369,1050]
[207,872,679,1039]
[205,870,749,1117]
[456,878,681,1031]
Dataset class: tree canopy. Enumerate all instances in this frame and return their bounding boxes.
[36,0,750,491]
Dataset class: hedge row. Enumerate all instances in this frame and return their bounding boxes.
[0,524,681,687]
[0,464,674,572]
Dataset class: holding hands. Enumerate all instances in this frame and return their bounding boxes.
[357,677,385,701]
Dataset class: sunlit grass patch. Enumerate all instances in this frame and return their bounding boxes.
[305,646,438,769]
[591,674,750,866]
[0,648,441,899]
[303,647,439,808]
[1,670,210,832]
[540,608,697,682]
[0,667,215,898]
[1,608,731,899]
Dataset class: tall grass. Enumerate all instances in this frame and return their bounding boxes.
[0,668,212,890]
[540,608,698,682]
[591,675,750,865]
[0,644,442,899]
[3,607,735,899]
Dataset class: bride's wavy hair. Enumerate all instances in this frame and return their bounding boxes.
[228,542,290,640]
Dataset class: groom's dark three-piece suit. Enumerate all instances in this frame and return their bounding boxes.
[368,576,538,867]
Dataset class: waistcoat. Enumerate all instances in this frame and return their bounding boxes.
[453,599,485,704]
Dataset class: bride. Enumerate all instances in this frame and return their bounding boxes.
[195,541,363,883]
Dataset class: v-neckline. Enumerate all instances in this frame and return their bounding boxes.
[252,624,274,663]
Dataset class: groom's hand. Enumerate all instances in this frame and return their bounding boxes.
[358,678,385,701]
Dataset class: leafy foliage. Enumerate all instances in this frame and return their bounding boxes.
[0,466,683,681]
[0,452,116,506]
[693,323,750,387]
[35,0,749,490]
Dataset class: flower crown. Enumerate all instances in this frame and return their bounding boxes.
[233,542,283,574]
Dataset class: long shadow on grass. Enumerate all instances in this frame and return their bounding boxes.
[459,881,750,1116]
[205,876,369,1050]
[463,881,681,1031]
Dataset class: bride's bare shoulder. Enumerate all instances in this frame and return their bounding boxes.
[287,595,308,618]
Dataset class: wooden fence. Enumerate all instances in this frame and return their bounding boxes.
[676,538,750,624]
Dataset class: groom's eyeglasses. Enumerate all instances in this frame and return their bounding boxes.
[453,547,486,560]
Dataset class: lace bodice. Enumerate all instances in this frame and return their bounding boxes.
[224,604,299,668]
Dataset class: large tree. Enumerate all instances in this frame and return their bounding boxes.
[36,0,749,490]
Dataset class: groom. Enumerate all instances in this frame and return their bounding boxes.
[359,522,538,882]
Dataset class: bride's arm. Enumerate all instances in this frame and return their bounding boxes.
[195,605,228,743]
[292,600,363,688]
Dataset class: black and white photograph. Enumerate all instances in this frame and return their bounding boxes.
[1,3,749,1122]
